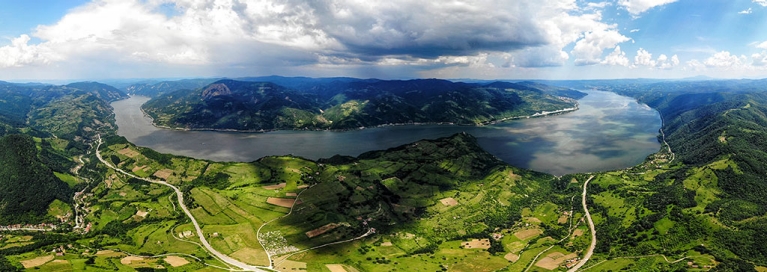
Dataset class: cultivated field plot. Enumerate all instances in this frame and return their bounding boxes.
[163,256,190,267]
[326,264,360,272]
[153,169,173,180]
[514,228,542,240]
[306,223,343,238]
[439,197,458,206]
[504,253,520,262]
[118,147,140,158]
[267,197,300,208]
[275,259,306,272]
[263,183,286,190]
[535,252,578,270]
[462,238,491,249]
[20,255,54,268]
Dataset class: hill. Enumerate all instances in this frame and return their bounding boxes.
[0,82,123,226]
[65,82,128,102]
[141,78,583,131]
[124,78,219,97]
[0,134,72,224]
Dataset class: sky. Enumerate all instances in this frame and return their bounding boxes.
[1,0,767,81]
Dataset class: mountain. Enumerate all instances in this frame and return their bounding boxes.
[0,81,122,226]
[141,78,583,131]
[0,134,72,224]
[66,82,128,102]
[124,78,220,97]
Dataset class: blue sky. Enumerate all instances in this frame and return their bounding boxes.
[1,0,767,81]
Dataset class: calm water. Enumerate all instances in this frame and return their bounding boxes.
[112,91,661,175]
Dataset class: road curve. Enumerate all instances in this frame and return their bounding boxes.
[96,135,269,271]
[568,175,596,272]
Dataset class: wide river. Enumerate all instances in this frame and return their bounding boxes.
[112,90,661,176]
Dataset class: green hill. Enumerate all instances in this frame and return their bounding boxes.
[0,134,71,224]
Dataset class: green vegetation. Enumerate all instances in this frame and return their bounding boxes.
[0,134,72,224]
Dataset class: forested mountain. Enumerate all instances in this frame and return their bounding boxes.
[0,134,72,224]
[65,82,128,102]
[124,78,219,97]
[0,82,121,225]
[573,79,767,269]
[141,78,583,131]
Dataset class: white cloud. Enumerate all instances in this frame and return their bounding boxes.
[703,51,747,68]
[656,54,680,69]
[755,0,767,7]
[601,46,629,66]
[570,22,631,65]
[630,29,640,33]
[739,8,753,14]
[756,41,767,50]
[618,0,678,15]
[632,48,678,69]
[634,48,656,67]
[752,52,767,66]
[0,35,62,68]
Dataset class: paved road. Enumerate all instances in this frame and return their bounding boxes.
[568,175,596,272]
[96,135,269,271]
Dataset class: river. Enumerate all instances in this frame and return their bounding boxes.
[112,90,661,176]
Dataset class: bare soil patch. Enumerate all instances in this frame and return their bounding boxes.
[504,253,520,262]
[132,165,147,173]
[285,192,297,197]
[164,256,189,267]
[21,255,54,268]
[462,238,491,249]
[326,264,349,272]
[136,210,149,218]
[557,215,569,224]
[96,250,124,257]
[120,256,144,265]
[514,229,542,240]
[439,197,459,207]
[535,252,578,270]
[276,260,306,272]
[306,223,342,238]
[508,171,521,180]
[525,217,542,223]
[153,169,173,180]
[118,148,139,158]
[326,264,360,272]
[572,229,585,237]
[262,183,286,190]
[381,242,393,246]
[535,256,560,270]
[267,197,300,208]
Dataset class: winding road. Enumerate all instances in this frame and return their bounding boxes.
[96,135,269,271]
[568,175,596,272]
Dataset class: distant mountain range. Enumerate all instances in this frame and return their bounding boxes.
[140,78,586,131]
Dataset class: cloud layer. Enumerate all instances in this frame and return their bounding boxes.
[1,0,766,80]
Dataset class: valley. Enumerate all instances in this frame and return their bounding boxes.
[0,77,766,272]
